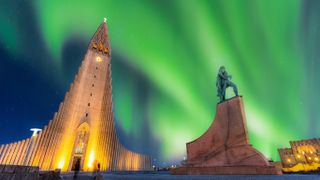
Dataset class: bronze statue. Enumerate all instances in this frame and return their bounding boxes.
[216,66,238,102]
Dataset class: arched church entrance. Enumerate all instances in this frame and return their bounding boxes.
[69,122,90,171]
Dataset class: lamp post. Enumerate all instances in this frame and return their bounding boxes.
[22,128,42,165]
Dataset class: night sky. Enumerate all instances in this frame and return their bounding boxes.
[1,0,320,166]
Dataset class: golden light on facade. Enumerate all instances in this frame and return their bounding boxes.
[287,159,291,162]
[279,139,320,173]
[96,56,102,62]
[88,151,95,168]
[58,160,64,169]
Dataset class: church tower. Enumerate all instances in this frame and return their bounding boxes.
[0,19,151,172]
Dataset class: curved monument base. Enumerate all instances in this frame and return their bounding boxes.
[172,96,282,175]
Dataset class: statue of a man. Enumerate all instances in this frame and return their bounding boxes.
[216,66,238,102]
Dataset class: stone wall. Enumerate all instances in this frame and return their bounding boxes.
[0,165,39,180]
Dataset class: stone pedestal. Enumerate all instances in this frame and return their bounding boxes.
[172,96,282,175]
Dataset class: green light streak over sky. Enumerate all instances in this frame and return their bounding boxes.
[1,0,320,164]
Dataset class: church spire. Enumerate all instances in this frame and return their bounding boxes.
[90,18,110,56]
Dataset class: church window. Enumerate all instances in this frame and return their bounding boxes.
[75,130,87,154]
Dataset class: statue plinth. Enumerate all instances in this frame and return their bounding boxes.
[172,96,282,175]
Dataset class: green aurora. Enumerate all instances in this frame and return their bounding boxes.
[1,0,320,165]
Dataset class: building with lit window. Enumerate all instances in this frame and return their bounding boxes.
[0,19,151,172]
[278,138,320,172]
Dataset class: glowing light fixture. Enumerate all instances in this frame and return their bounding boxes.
[297,154,301,158]
[308,157,311,160]
[88,151,95,168]
[96,56,102,62]
[58,160,64,169]
[315,157,319,161]
[287,158,291,162]
[30,128,42,137]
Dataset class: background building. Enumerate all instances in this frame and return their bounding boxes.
[278,138,320,172]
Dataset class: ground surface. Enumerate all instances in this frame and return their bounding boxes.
[61,172,320,180]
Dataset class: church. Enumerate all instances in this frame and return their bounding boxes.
[0,19,151,172]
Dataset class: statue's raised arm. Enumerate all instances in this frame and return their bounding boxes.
[216,66,239,102]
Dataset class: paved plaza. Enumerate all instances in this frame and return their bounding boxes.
[61,172,320,180]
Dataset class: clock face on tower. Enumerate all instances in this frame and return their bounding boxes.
[96,56,102,62]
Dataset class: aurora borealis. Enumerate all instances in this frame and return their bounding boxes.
[0,0,320,166]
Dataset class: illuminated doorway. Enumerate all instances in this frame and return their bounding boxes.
[70,122,90,171]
